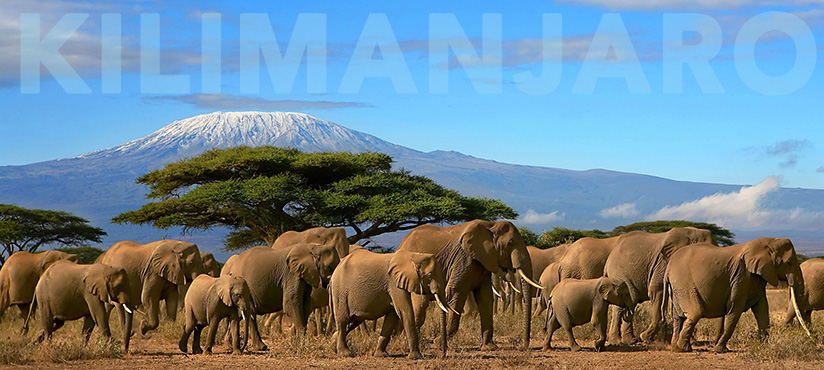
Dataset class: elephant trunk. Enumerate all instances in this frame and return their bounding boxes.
[509,248,537,351]
[124,309,133,353]
[521,274,532,350]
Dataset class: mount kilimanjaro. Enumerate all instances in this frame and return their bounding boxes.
[2,111,824,258]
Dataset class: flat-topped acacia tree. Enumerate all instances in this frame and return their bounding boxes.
[113,146,517,250]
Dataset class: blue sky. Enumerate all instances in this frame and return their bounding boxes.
[1,0,823,189]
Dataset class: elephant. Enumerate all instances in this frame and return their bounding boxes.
[221,242,339,350]
[0,250,78,321]
[396,220,543,350]
[527,244,571,316]
[542,277,635,352]
[603,227,713,344]
[201,252,222,277]
[265,285,328,336]
[179,274,253,355]
[273,227,350,259]
[783,258,824,328]
[666,237,806,353]
[330,248,457,359]
[95,240,204,335]
[538,262,562,320]
[24,261,136,352]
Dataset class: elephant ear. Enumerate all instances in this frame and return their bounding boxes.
[597,280,614,301]
[743,241,780,286]
[286,244,322,288]
[660,229,692,260]
[84,267,111,303]
[388,251,424,294]
[459,222,499,274]
[216,277,233,307]
[39,251,64,271]
[146,245,185,285]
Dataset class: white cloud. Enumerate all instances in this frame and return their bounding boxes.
[647,177,824,230]
[519,209,565,224]
[599,203,640,218]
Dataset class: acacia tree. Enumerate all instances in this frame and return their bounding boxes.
[113,146,517,250]
[0,204,107,264]
[612,220,735,246]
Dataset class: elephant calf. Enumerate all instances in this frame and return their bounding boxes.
[179,275,253,355]
[542,277,634,352]
[25,261,136,352]
[330,248,456,359]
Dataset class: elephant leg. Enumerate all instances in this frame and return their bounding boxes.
[192,325,204,354]
[17,303,31,320]
[564,320,580,352]
[82,316,96,343]
[313,308,323,336]
[535,298,547,318]
[375,311,400,357]
[205,316,223,354]
[179,309,196,353]
[410,293,430,329]
[751,297,770,341]
[712,317,724,347]
[474,282,498,351]
[542,307,560,351]
[608,305,623,344]
[594,314,607,352]
[89,300,111,338]
[675,314,701,353]
[140,286,163,335]
[621,313,637,345]
[335,315,353,356]
[230,315,241,354]
[714,312,741,353]
[641,289,665,343]
[391,289,422,360]
[165,288,180,322]
[247,314,268,351]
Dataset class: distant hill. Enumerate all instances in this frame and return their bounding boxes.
[2,111,823,260]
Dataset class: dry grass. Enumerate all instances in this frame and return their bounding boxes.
[2,289,824,367]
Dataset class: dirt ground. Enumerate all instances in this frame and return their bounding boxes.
[4,289,824,369]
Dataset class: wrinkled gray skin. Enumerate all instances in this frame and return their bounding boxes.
[25,261,136,352]
[603,227,713,344]
[221,243,339,351]
[397,220,540,350]
[0,250,78,322]
[542,277,634,352]
[783,258,824,327]
[667,238,804,353]
[179,275,253,355]
[527,245,570,316]
[330,249,453,359]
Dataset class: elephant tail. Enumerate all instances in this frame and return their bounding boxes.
[663,276,671,324]
[22,295,36,335]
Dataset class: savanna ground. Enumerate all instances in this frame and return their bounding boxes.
[2,289,824,369]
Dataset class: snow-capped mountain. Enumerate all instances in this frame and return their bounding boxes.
[2,111,824,259]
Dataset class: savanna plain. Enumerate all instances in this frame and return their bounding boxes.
[1,289,823,369]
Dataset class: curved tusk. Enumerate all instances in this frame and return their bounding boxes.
[241,311,246,322]
[491,285,503,299]
[508,281,522,295]
[790,286,813,338]
[122,303,133,315]
[434,294,449,314]
[518,268,546,290]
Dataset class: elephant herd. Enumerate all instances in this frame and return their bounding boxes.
[0,221,821,359]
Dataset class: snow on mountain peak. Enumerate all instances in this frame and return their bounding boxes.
[75,111,409,160]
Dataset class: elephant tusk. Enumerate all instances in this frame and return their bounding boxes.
[508,281,522,295]
[122,304,133,315]
[491,285,503,299]
[241,311,246,322]
[434,294,449,314]
[790,285,813,338]
[518,268,546,290]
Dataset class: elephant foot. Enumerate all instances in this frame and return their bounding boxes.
[713,344,729,354]
[192,347,203,355]
[671,343,688,353]
[204,347,213,355]
[373,350,388,358]
[595,340,606,352]
[570,344,581,352]
[231,348,242,355]
[407,351,423,360]
[338,347,354,357]
[480,342,498,351]
[623,335,640,345]
[639,331,654,344]
[178,339,188,353]
[542,344,552,352]
[607,335,622,345]
[249,342,268,352]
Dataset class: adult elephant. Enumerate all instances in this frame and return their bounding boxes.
[666,237,806,353]
[782,258,824,328]
[96,240,204,335]
[603,227,713,344]
[200,252,221,277]
[222,242,339,350]
[273,227,349,259]
[396,220,542,350]
[0,250,78,321]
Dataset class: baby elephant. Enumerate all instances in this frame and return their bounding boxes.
[543,277,634,352]
[26,261,136,352]
[179,274,253,355]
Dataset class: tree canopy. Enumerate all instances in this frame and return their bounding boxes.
[612,220,735,246]
[0,204,107,264]
[113,146,517,250]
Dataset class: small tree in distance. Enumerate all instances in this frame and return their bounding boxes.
[0,204,107,264]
